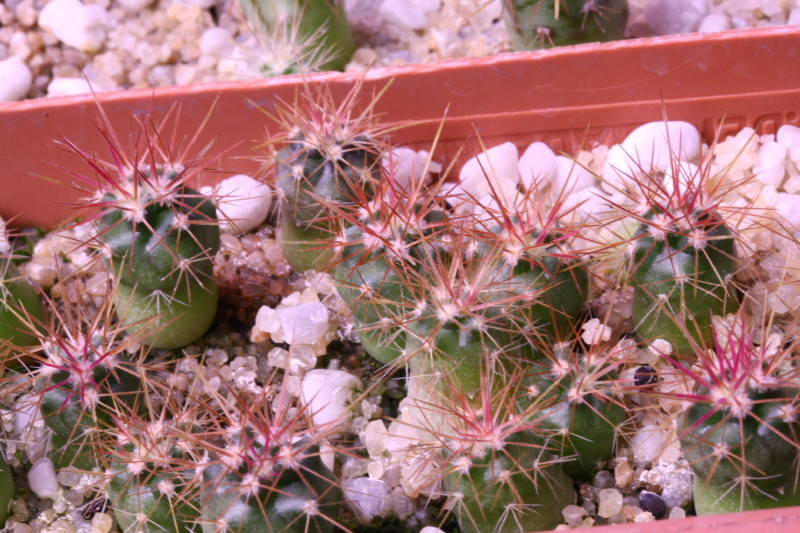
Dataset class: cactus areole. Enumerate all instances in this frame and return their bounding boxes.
[98,180,220,349]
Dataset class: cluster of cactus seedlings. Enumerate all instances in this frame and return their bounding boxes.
[1,85,800,533]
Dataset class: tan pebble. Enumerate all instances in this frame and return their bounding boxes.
[614,458,634,488]
[92,512,113,533]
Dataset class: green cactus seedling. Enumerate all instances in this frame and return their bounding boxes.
[504,0,629,50]
[240,0,356,73]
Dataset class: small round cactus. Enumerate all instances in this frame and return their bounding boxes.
[276,131,381,273]
[629,206,739,354]
[445,429,576,533]
[239,0,356,73]
[673,315,800,514]
[504,0,629,50]
[66,114,222,350]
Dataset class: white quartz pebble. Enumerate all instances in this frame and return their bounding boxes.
[46,78,99,97]
[200,27,235,59]
[301,369,362,429]
[789,8,800,26]
[277,302,330,345]
[753,141,786,187]
[554,155,596,193]
[644,0,708,35]
[343,477,391,520]
[209,174,272,234]
[379,0,441,30]
[776,193,800,228]
[597,488,624,518]
[518,142,557,190]
[39,0,109,53]
[363,419,388,457]
[777,124,800,163]
[698,13,732,33]
[601,121,701,194]
[384,147,440,189]
[0,56,32,102]
[459,142,519,204]
[28,457,59,499]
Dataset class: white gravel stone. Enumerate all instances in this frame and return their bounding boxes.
[644,0,708,34]
[301,368,362,429]
[0,56,32,101]
[753,141,786,186]
[518,141,557,190]
[554,155,596,193]
[379,0,441,30]
[28,457,59,499]
[602,121,701,194]
[199,26,235,59]
[698,12,732,32]
[631,423,670,465]
[46,77,101,97]
[206,174,272,234]
[363,419,388,457]
[39,0,109,53]
[343,477,392,520]
[597,488,624,518]
[459,141,519,205]
[383,147,439,188]
[277,301,330,345]
[776,193,800,228]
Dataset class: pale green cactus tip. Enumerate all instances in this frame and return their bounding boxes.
[239,0,357,74]
[504,0,629,50]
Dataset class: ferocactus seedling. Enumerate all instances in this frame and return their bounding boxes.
[67,111,221,349]
[628,181,740,355]
[503,0,629,50]
[239,0,356,73]
[273,86,384,273]
[671,314,800,514]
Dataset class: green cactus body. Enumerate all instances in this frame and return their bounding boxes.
[98,180,220,349]
[108,459,200,533]
[201,444,341,533]
[630,210,739,354]
[38,364,141,471]
[277,137,379,273]
[239,0,356,72]
[510,253,588,350]
[0,446,13,527]
[447,430,575,533]
[336,248,411,365]
[0,259,44,347]
[526,373,625,481]
[504,0,629,50]
[679,387,800,515]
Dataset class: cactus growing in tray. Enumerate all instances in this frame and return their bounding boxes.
[273,87,384,273]
[503,0,629,50]
[627,171,740,355]
[65,109,221,349]
[521,339,628,482]
[669,313,800,514]
[195,377,345,533]
[239,0,356,74]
